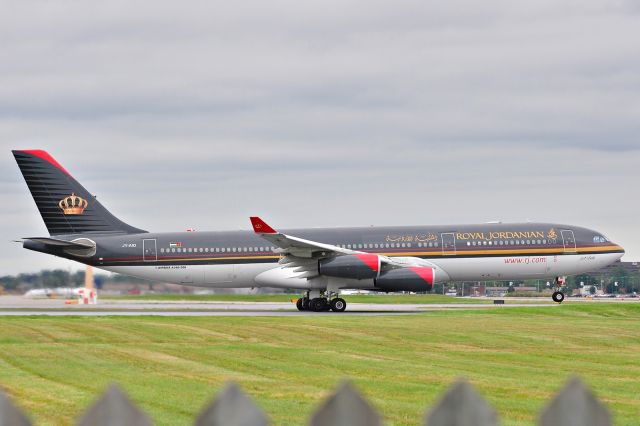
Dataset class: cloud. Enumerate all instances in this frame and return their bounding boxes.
[0,0,639,273]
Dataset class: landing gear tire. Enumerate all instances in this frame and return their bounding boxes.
[309,297,327,312]
[552,291,565,303]
[330,298,347,312]
[296,298,308,311]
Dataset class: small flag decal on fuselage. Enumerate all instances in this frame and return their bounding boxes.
[169,242,183,248]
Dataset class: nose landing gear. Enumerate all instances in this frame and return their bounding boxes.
[552,291,565,303]
[551,277,566,303]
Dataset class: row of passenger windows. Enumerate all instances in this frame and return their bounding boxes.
[466,239,549,247]
[335,242,436,249]
[160,246,277,254]
[158,239,551,255]
[159,242,439,255]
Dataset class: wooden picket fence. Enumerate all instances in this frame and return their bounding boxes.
[0,377,610,425]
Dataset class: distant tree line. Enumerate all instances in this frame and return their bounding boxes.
[2,263,639,294]
[432,263,640,296]
[0,270,149,291]
[565,264,640,294]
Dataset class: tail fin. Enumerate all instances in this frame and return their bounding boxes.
[13,150,146,236]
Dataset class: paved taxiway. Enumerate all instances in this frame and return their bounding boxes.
[0,296,559,316]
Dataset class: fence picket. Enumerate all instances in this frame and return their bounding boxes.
[425,379,498,426]
[539,377,611,426]
[0,390,32,426]
[195,383,268,426]
[76,384,152,426]
[310,382,381,426]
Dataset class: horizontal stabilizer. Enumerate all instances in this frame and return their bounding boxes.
[22,237,95,249]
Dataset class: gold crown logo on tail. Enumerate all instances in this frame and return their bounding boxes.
[58,193,88,215]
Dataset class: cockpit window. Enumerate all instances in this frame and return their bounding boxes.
[593,235,608,243]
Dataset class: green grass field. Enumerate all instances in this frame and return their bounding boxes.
[0,304,638,425]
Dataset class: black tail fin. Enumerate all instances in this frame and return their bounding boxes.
[13,150,146,236]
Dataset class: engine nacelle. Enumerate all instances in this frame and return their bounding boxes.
[374,266,435,292]
[319,254,380,280]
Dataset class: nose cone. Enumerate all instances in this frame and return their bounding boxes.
[613,241,625,259]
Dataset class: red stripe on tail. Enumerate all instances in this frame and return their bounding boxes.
[18,150,71,176]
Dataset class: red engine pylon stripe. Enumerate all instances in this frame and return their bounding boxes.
[355,253,380,272]
[410,266,434,284]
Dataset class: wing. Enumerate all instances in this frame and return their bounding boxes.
[250,216,360,279]
[250,217,354,257]
[249,217,441,284]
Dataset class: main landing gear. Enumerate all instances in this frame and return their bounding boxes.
[296,291,347,313]
[551,276,566,303]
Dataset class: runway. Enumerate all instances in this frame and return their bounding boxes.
[0,296,558,316]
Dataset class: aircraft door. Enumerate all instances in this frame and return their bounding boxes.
[441,233,456,255]
[561,230,576,253]
[143,239,157,261]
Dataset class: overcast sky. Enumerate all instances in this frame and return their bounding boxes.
[1,0,639,275]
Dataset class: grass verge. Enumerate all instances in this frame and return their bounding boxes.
[0,304,637,425]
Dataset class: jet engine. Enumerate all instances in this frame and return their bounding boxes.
[374,266,435,292]
[318,253,380,280]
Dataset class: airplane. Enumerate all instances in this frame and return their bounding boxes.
[12,149,625,312]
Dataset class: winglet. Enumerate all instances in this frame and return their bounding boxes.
[250,217,277,234]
